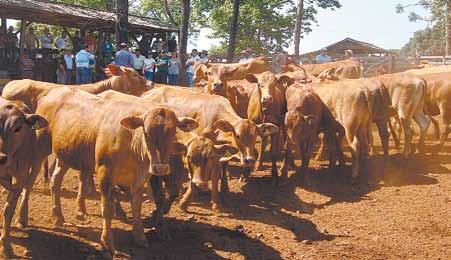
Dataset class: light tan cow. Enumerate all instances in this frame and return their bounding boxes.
[0,98,48,258]
[301,59,361,80]
[141,85,279,187]
[97,90,239,212]
[310,80,372,178]
[10,86,198,258]
[376,73,430,156]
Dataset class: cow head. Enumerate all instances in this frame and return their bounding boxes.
[284,110,318,155]
[214,119,278,167]
[106,64,153,96]
[0,102,48,168]
[120,108,198,177]
[206,65,239,92]
[245,71,291,114]
[185,135,238,191]
[193,62,209,85]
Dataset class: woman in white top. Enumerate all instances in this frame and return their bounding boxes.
[142,54,156,81]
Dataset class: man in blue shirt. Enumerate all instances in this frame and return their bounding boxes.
[115,42,133,67]
[75,44,95,84]
[315,48,332,64]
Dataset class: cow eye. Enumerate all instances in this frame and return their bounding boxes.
[13,126,22,133]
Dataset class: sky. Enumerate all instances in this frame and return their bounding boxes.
[189,0,432,54]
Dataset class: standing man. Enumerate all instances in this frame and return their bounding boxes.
[24,27,39,58]
[5,26,18,64]
[64,49,74,84]
[75,44,95,84]
[167,35,177,53]
[185,49,200,87]
[85,31,96,52]
[56,49,67,84]
[70,31,84,54]
[199,50,209,63]
[132,49,146,74]
[155,51,170,84]
[39,28,54,49]
[273,47,287,73]
[55,31,69,50]
[315,48,332,64]
[115,42,133,67]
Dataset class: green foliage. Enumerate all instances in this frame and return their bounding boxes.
[139,0,340,54]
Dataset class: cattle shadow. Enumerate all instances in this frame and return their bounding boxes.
[10,218,282,260]
[9,227,101,260]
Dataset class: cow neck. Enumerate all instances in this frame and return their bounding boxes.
[78,78,114,94]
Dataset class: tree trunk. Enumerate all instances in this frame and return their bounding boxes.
[227,0,240,63]
[179,0,191,85]
[293,0,304,59]
[446,0,451,58]
[116,0,129,48]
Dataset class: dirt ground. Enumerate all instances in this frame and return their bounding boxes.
[1,130,450,260]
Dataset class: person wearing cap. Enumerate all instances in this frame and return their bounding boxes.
[115,43,133,67]
[75,44,95,84]
[316,47,332,64]
[199,50,209,63]
[185,49,200,87]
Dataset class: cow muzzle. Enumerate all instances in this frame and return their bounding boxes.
[151,163,170,176]
[213,82,224,90]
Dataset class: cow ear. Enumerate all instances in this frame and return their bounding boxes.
[277,75,294,87]
[214,119,235,133]
[225,67,240,77]
[171,141,188,155]
[120,115,144,130]
[257,123,279,137]
[106,64,124,76]
[25,114,48,130]
[245,74,258,83]
[335,66,344,75]
[177,117,199,132]
[214,144,239,157]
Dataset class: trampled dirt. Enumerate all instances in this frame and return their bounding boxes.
[1,131,450,260]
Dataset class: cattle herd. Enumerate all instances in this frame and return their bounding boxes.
[0,57,450,259]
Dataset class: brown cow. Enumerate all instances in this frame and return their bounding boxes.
[13,86,198,258]
[141,85,279,188]
[0,99,48,258]
[310,80,372,178]
[376,73,430,156]
[97,90,239,212]
[300,59,361,80]
[420,72,451,152]
[281,84,345,176]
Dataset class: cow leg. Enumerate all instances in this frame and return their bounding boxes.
[388,117,401,149]
[211,166,221,212]
[280,144,296,178]
[220,162,229,194]
[50,159,70,226]
[429,116,441,140]
[438,122,450,152]
[400,117,413,157]
[16,160,45,228]
[376,120,390,157]
[98,165,115,259]
[413,111,431,154]
[43,158,50,188]
[148,176,164,227]
[130,187,149,248]
[270,134,280,186]
[179,181,195,212]
[315,133,328,161]
[255,135,267,171]
[113,190,128,221]
[75,171,90,220]
[345,125,361,178]
[0,188,21,258]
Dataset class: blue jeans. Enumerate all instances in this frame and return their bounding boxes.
[144,71,154,81]
[185,72,194,87]
[168,74,178,85]
[76,67,92,84]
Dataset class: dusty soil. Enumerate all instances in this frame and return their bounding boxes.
[1,130,450,260]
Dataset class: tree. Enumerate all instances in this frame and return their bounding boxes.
[116,0,129,46]
[293,0,304,58]
[397,0,451,56]
[227,0,240,62]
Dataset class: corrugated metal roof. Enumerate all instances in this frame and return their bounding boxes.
[0,0,179,32]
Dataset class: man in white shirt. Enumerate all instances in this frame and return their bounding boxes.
[132,49,146,74]
[185,49,200,87]
[315,48,332,64]
[39,28,54,49]
[142,54,156,81]
[75,44,95,84]
[55,31,69,50]
[199,50,209,63]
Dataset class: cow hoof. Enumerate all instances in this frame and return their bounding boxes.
[76,212,86,221]
[53,217,65,227]
[15,219,28,229]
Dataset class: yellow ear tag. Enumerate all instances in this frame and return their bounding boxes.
[32,122,40,130]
